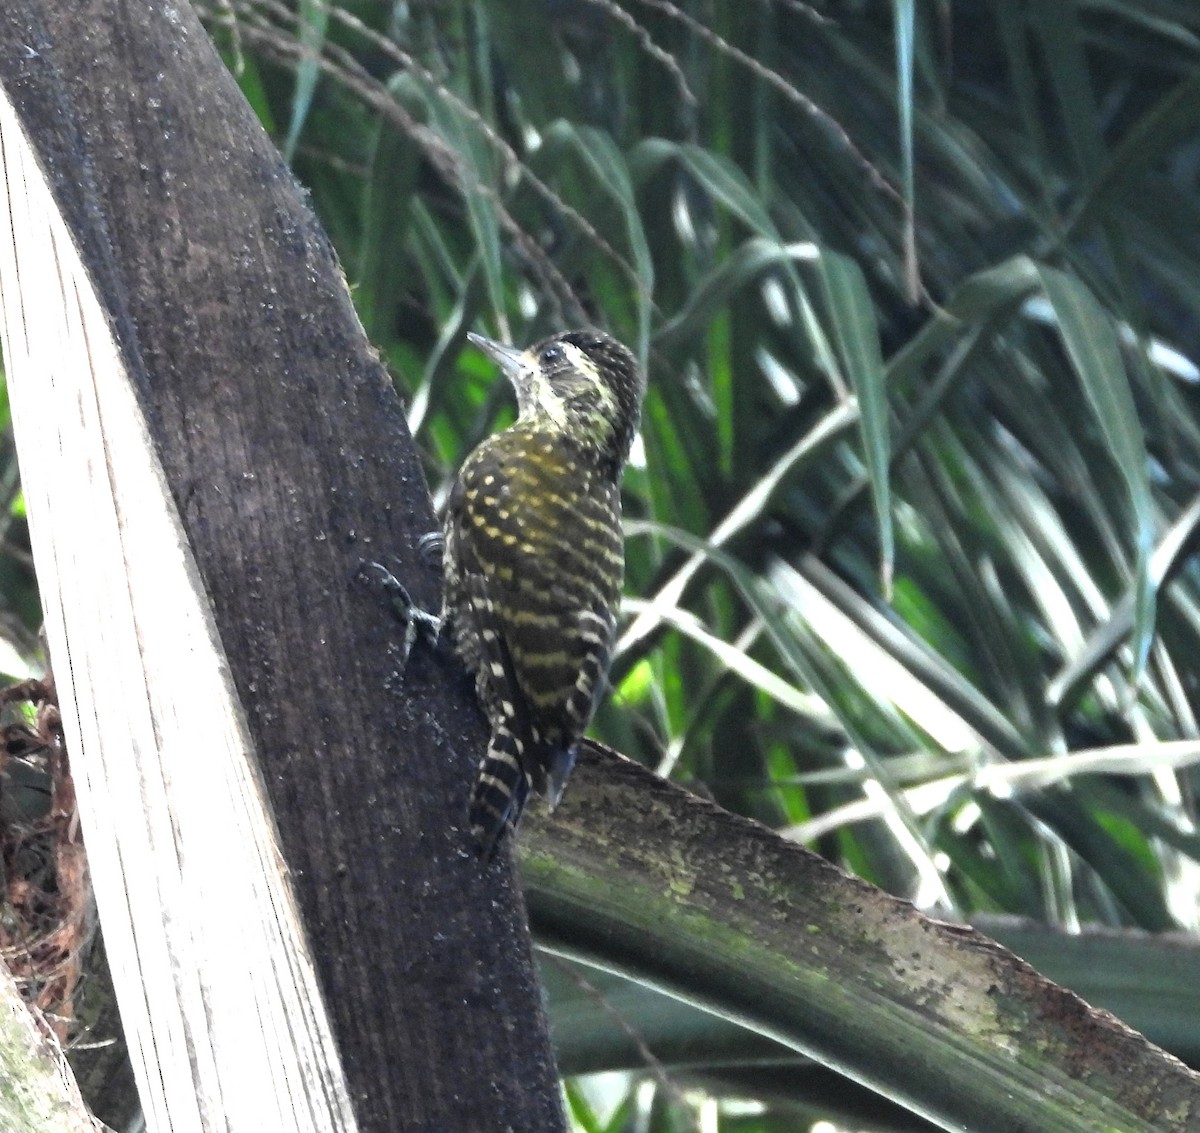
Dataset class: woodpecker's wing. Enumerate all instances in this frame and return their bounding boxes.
[446,428,623,794]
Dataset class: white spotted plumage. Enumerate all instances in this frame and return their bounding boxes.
[443,329,644,857]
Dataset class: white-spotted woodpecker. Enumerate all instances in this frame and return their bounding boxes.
[441,328,644,857]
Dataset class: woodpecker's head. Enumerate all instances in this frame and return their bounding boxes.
[468,329,644,468]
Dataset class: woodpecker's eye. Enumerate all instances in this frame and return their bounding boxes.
[540,344,563,366]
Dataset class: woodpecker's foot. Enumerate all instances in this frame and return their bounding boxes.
[417,530,445,568]
[356,560,443,669]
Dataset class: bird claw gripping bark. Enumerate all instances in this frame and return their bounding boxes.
[357,559,443,673]
[416,529,445,569]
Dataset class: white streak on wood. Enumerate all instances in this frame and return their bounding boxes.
[0,89,358,1133]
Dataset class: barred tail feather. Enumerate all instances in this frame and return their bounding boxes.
[543,742,578,808]
[469,726,532,859]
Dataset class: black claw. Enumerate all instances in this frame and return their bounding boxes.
[357,559,443,669]
[417,530,445,568]
[356,560,415,617]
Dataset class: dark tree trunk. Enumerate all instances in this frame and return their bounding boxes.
[0,2,565,1130]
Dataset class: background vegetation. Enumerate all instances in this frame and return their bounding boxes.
[6,1,1200,1129]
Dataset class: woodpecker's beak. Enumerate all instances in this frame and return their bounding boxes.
[467,333,527,380]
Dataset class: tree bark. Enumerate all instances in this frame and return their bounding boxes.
[0,2,565,1130]
[523,742,1200,1132]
